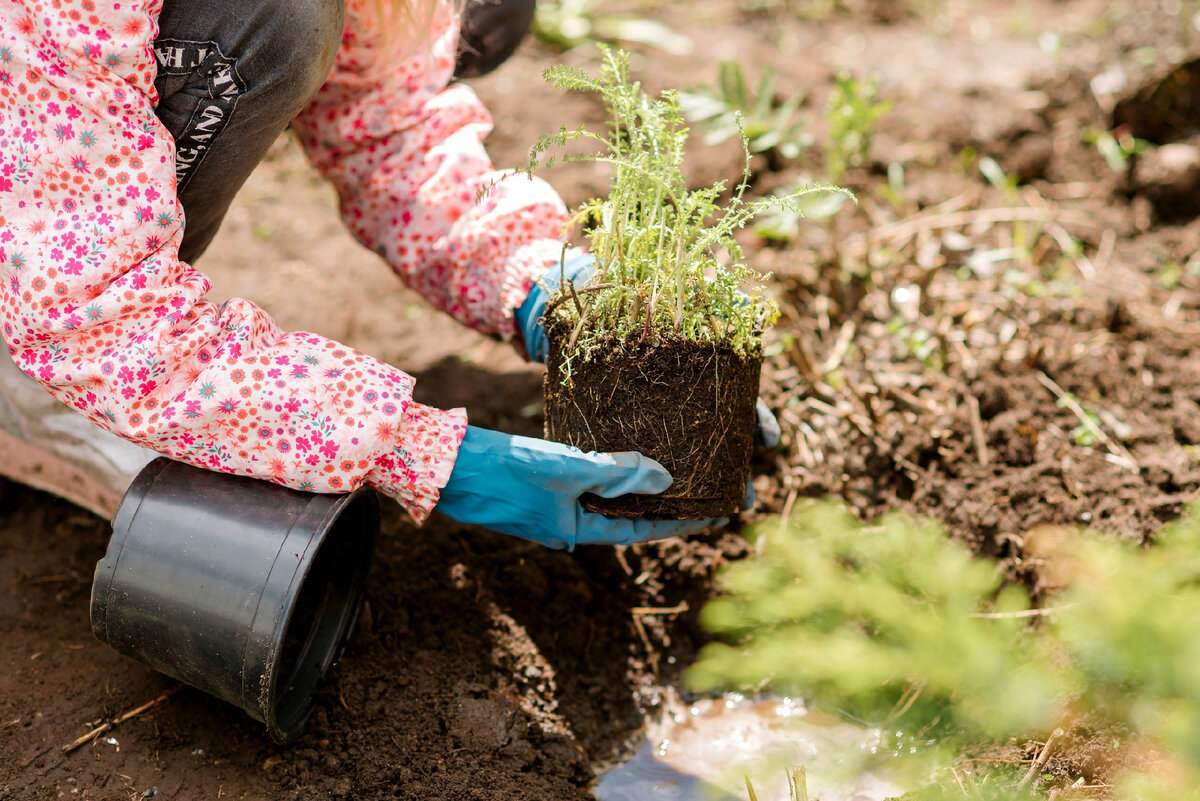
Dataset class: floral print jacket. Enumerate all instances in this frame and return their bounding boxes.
[0,0,570,522]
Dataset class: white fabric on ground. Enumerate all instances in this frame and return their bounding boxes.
[0,347,157,516]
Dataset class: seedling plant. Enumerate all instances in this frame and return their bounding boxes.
[532,0,692,56]
[530,46,844,371]
[751,72,888,244]
[530,45,846,518]
[679,61,813,168]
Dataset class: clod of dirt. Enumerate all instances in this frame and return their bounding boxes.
[1001,134,1055,184]
[545,329,762,519]
[1172,400,1200,446]
[988,410,1038,467]
[450,694,517,752]
[1132,141,1200,221]
[1113,57,1200,144]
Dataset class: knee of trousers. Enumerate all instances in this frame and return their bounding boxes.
[242,0,345,115]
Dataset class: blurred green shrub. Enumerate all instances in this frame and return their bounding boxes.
[690,500,1200,799]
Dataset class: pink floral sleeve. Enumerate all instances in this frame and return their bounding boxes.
[0,0,468,523]
[291,0,571,342]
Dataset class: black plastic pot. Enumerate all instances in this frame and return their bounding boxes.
[90,458,378,743]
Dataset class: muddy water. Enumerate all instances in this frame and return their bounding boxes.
[596,691,911,801]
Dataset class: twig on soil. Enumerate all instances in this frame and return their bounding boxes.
[19,743,53,769]
[965,394,990,467]
[843,411,922,478]
[614,547,636,577]
[817,321,856,375]
[950,765,969,795]
[61,685,182,754]
[843,205,1101,259]
[1036,372,1139,474]
[1093,228,1116,276]
[631,614,659,675]
[23,573,71,584]
[786,336,822,385]
[1044,222,1095,280]
[789,765,809,801]
[1017,728,1064,788]
[631,603,689,615]
[780,488,799,523]
[972,604,1077,619]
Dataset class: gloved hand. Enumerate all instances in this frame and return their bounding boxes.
[515,254,783,449]
[436,425,724,550]
[755,398,781,449]
[515,251,596,363]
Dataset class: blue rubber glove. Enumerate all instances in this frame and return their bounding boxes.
[512,255,778,518]
[755,398,781,449]
[515,251,596,363]
[436,425,723,550]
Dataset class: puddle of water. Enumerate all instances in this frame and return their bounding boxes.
[596,691,910,801]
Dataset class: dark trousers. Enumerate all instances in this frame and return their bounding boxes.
[152,0,535,264]
[153,0,344,264]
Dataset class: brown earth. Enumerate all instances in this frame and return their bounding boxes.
[5,0,1200,798]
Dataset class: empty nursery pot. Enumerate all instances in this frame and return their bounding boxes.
[90,457,378,744]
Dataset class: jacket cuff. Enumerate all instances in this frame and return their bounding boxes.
[373,401,469,524]
[498,238,566,345]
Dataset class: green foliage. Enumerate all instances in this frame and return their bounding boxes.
[978,155,1019,201]
[529,46,848,363]
[1157,256,1200,289]
[751,183,851,241]
[824,72,891,184]
[690,500,1200,799]
[1083,126,1150,174]
[679,61,813,161]
[748,72,887,244]
[1049,389,1102,448]
[693,504,1058,742]
[532,0,692,56]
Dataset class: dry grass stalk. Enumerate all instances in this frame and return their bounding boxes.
[61,685,182,753]
[1035,372,1139,474]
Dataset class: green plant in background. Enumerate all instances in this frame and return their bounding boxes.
[528,46,848,364]
[978,155,1020,201]
[1083,126,1150,174]
[532,0,692,56]
[750,72,889,244]
[824,72,891,184]
[690,500,1200,799]
[679,61,814,166]
[1157,255,1200,289]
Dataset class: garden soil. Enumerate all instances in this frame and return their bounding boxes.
[4,0,1200,798]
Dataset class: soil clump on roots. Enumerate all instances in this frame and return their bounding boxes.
[545,325,762,519]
